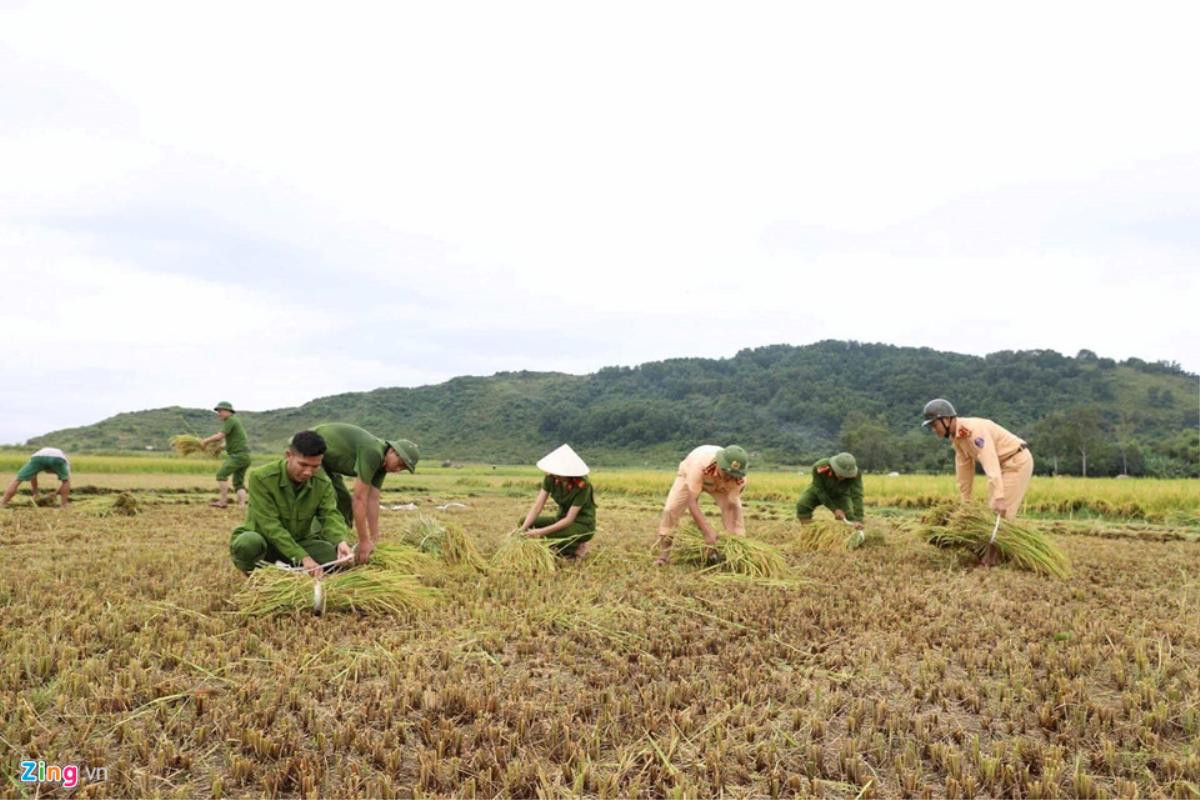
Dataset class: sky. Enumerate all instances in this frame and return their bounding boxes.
[1,2,1198,444]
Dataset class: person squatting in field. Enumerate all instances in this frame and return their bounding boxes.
[312,422,420,565]
[229,430,353,577]
[923,398,1036,565]
[795,452,865,529]
[655,444,749,565]
[518,444,597,559]
[1,446,71,509]
[203,401,252,509]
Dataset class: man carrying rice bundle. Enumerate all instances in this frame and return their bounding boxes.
[795,452,864,529]
[518,444,597,559]
[229,430,353,578]
[655,444,749,565]
[202,401,252,509]
[1,446,72,509]
[312,423,420,565]
[923,398,1035,565]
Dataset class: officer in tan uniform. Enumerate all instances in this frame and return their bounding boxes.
[654,444,749,565]
[922,398,1034,520]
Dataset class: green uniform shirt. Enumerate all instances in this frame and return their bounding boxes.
[231,459,350,564]
[221,415,249,455]
[808,458,865,521]
[542,475,597,530]
[313,423,389,489]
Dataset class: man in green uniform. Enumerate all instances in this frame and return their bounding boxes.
[202,401,252,508]
[1,447,72,509]
[312,422,420,565]
[229,430,353,577]
[796,452,864,529]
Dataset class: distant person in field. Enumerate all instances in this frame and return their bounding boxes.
[312,422,420,565]
[795,452,864,529]
[229,430,353,577]
[923,398,1035,565]
[518,444,597,560]
[1,447,72,509]
[655,444,749,565]
[202,401,252,509]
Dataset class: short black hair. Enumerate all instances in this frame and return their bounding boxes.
[290,430,327,457]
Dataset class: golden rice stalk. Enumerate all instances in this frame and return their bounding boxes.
[108,492,140,517]
[491,532,557,577]
[234,566,437,616]
[400,515,488,572]
[917,502,1071,578]
[369,542,439,574]
[794,520,850,551]
[170,434,224,458]
[672,527,790,578]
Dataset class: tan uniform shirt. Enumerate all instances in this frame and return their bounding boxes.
[953,417,1027,502]
[657,445,747,538]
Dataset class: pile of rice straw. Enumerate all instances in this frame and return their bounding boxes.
[235,566,437,616]
[169,434,224,458]
[491,532,557,577]
[795,519,884,551]
[399,516,488,572]
[107,492,140,517]
[369,542,439,575]
[917,502,1071,578]
[672,527,790,578]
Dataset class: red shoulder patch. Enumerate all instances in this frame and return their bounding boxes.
[956,426,972,439]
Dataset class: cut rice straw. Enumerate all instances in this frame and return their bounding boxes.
[235,566,437,616]
[795,519,884,552]
[400,515,488,572]
[491,530,556,577]
[917,502,1071,579]
[170,433,224,458]
[672,526,791,579]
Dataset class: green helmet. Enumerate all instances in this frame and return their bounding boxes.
[213,401,235,413]
[715,445,749,478]
[386,439,420,473]
[830,452,859,478]
[921,398,956,427]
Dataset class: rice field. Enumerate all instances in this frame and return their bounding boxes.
[1,467,1198,798]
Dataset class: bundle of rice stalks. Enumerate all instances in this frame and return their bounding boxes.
[235,566,437,616]
[917,503,1071,578]
[399,515,488,572]
[672,527,790,578]
[491,532,557,577]
[796,519,887,551]
[369,542,439,574]
[107,492,140,517]
[169,434,224,458]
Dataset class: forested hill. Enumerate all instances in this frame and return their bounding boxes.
[28,342,1200,476]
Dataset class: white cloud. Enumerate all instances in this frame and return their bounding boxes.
[0,1,1198,442]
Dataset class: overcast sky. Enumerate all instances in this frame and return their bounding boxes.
[2,2,1198,444]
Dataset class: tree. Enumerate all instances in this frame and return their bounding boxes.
[1059,406,1105,477]
[839,412,899,472]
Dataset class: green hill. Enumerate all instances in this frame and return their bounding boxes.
[27,341,1199,476]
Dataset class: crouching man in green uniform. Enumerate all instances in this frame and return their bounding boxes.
[202,401,252,509]
[312,422,420,565]
[229,430,353,577]
[796,452,865,530]
[518,444,597,559]
[1,447,72,509]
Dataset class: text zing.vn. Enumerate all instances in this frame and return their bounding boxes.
[19,760,108,789]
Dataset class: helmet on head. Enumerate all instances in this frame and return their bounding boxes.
[921,398,957,427]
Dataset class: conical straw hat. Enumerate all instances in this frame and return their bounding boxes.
[536,444,589,477]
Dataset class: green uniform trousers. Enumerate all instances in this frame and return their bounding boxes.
[523,515,594,557]
[795,486,855,520]
[216,452,252,491]
[230,529,338,573]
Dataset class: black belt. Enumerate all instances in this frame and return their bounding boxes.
[1001,443,1029,463]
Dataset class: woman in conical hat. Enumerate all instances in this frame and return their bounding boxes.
[518,444,597,559]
